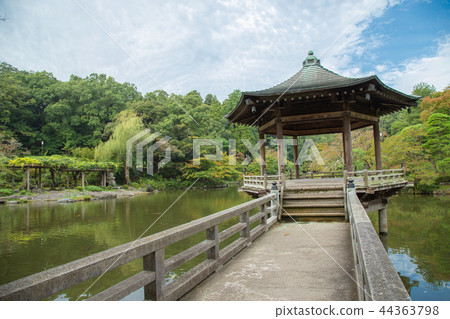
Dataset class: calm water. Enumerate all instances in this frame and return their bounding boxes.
[368,194,449,301]
[0,188,448,300]
[0,187,252,300]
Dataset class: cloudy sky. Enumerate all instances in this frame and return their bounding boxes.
[1,0,449,101]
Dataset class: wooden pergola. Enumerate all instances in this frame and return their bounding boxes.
[227,51,420,175]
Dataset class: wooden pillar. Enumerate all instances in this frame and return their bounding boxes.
[343,114,353,172]
[206,225,219,260]
[373,122,382,170]
[276,120,284,175]
[293,136,299,179]
[259,132,266,175]
[26,167,30,191]
[342,132,347,166]
[50,169,55,189]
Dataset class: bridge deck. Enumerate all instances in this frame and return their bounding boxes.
[182,222,357,301]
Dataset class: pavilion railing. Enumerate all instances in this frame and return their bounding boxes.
[0,194,277,301]
[243,167,407,191]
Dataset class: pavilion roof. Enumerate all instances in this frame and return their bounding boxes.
[227,51,420,126]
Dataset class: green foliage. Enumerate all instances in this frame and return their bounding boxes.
[84,185,104,192]
[182,153,240,186]
[0,189,13,196]
[7,155,118,171]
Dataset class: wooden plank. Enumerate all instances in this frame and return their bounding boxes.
[249,211,263,224]
[87,271,155,301]
[165,240,215,273]
[259,118,276,132]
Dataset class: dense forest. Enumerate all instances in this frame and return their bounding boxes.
[0,62,448,192]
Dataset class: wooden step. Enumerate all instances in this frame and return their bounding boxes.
[282,207,345,215]
[283,192,343,199]
[283,202,344,208]
[285,185,343,191]
[281,212,345,217]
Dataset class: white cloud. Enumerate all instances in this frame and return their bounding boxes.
[381,36,450,94]
[0,0,441,101]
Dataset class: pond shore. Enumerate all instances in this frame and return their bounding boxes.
[0,189,148,204]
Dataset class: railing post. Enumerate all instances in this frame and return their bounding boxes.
[206,225,219,260]
[240,211,250,239]
[143,248,164,301]
[263,169,268,190]
[270,182,279,219]
[259,203,267,230]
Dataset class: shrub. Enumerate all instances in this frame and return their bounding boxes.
[0,189,14,197]
[84,185,104,192]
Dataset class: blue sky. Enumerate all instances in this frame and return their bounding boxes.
[0,0,449,101]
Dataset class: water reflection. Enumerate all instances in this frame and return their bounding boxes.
[368,194,450,301]
[0,187,250,300]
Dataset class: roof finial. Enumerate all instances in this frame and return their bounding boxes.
[303,50,320,67]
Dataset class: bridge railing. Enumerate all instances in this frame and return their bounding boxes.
[346,188,410,301]
[242,174,281,190]
[0,194,277,301]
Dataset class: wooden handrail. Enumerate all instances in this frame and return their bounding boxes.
[0,194,277,301]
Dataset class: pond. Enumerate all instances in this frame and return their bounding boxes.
[368,194,449,301]
[0,188,448,300]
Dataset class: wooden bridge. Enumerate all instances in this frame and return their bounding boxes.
[0,174,410,301]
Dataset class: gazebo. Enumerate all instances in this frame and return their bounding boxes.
[227,51,420,176]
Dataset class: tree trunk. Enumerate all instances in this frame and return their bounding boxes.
[125,165,131,185]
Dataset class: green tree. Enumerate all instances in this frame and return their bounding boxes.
[95,110,145,184]
[423,113,450,175]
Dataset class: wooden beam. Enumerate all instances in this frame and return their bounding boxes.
[281,111,344,124]
[348,111,378,123]
[259,118,276,132]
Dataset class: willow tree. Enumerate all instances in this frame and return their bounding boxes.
[95,110,144,184]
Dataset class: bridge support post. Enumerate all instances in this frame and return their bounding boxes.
[378,208,388,235]
[143,248,164,301]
